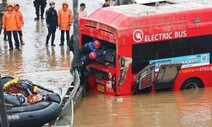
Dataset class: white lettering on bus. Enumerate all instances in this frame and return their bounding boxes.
[145,32,173,42]
[174,30,187,38]
[134,30,187,43]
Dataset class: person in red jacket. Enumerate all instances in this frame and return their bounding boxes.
[14,3,25,45]
[2,4,21,51]
[58,2,73,47]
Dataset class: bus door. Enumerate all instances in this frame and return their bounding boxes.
[136,64,182,91]
[153,64,182,91]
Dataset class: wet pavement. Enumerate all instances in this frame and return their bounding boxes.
[0,0,74,88]
[1,0,212,127]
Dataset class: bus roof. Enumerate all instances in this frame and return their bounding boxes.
[87,0,212,29]
[107,0,212,16]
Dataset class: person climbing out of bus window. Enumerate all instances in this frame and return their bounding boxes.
[80,40,102,55]
[72,40,106,73]
[2,4,21,51]
[75,40,106,67]
[102,0,110,7]
[45,1,58,46]
[71,40,99,72]
[58,1,73,47]
[14,3,25,45]
[74,52,97,86]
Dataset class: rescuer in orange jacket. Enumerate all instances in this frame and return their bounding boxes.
[14,3,25,45]
[58,2,73,47]
[2,4,21,51]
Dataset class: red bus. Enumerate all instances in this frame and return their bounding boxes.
[79,0,212,95]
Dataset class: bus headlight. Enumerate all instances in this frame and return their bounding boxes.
[106,81,112,88]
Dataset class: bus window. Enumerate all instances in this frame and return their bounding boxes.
[132,35,212,74]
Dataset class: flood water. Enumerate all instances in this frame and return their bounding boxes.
[75,88,212,127]
[1,0,212,127]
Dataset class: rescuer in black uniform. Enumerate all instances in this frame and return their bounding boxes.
[75,40,107,70]
[73,40,107,86]
[80,40,101,55]
[45,1,58,46]
[73,40,100,73]
[33,0,47,20]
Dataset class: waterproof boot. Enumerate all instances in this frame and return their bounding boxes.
[59,42,64,46]
[34,16,39,20]
[51,34,56,46]
[20,36,25,45]
[45,42,49,46]
[45,40,49,46]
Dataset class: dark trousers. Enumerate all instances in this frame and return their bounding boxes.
[60,30,70,45]
[7,31,19,49]
[17,31,23,36]
[35,5,45,18]
[4,30,7,40]
[46,26,57,45]
[17,31,24,43]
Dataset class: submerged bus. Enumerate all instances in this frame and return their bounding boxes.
[79,0,212,95]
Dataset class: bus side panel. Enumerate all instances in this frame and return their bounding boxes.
[174,65,211,90]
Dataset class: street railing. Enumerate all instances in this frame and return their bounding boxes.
[50,69,83,127]
[0,74,9,127]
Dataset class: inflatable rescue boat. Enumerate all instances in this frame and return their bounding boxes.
[0,76,62,127]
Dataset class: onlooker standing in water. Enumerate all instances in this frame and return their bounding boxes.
[58,2,73,47]
[33,0,47,20]
[2,4,21,51]
[14,3,25,45]
[79,3,87,18]
[45,1,58,46]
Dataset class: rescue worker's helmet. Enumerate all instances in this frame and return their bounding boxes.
[89,52,97,60]
[49,1,55,6]
[93,40,101,49]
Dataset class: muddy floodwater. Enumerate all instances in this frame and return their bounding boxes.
[1,0,212,127]
[75,89,212,127]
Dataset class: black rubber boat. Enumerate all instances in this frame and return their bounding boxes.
[0,76,62,127]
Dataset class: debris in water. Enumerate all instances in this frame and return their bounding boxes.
[116,98,123,102]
